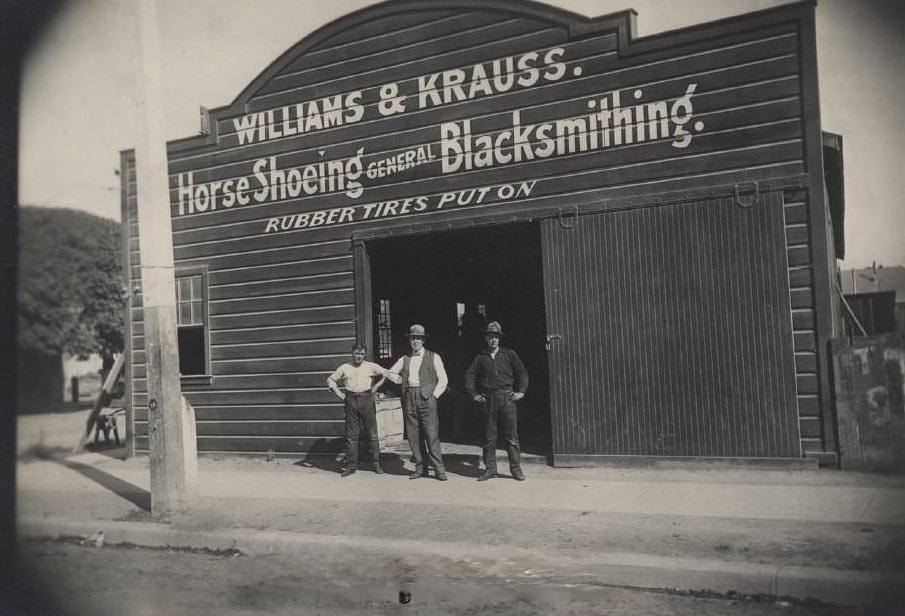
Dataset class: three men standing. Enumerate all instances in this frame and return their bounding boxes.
[385,324,449,481]
[327,344,386,477]
[465,321,529,481]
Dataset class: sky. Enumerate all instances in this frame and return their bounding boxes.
[18,0,905,269]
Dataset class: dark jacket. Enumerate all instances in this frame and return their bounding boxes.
[464,347,529,396]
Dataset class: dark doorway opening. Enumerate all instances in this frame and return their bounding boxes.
[368,223,550,455]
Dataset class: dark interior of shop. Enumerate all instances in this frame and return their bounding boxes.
[368,222,551,454]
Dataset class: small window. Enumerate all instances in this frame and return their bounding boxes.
[176,271,210,379]
[377,299,393,359]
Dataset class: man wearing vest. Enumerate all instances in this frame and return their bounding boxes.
[386,324,449,481]
[464,321,529,481]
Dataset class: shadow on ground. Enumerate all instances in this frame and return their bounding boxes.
[18,443,149,512]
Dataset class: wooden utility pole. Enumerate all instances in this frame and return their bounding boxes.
[135,0,197,515]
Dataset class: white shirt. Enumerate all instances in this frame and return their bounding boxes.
[387,350,448,398]
[327,361,385,393]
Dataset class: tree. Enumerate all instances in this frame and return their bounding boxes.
[18,206,124,366]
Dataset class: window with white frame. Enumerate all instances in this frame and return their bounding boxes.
[176,272,209,377]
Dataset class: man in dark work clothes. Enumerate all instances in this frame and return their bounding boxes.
[464,321,529,481]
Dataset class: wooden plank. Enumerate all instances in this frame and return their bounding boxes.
[794,352,817,372]
[209,250,352,284]
[208,289,354,315]
[790,288,812,309]
[136,389,339,406]
[212,321,354,345]
[784,224,809,246]
[788,267,812,288]
[796,373,819,395]
[137,404,345,422]
[134,435,344,453]
[792,310,814,329]
[135,420,344,438]
[193,373,331,390]
[198,421,345,437]
[209,304,355,330]
[258,18,554,98]
[246,22,791,114]
[784,203,808,224]
[211,355,350,375]
[797,395,820,416]
[284,12,502,73]
[250,28,567,110]
[307,10,461,52]
[800,437,823,453]
[793,331,816,351]
[786,245,811,267]
[799,416,821,438]
[209,272,352,300]
[210,337,353,361]
[175,232,352,261]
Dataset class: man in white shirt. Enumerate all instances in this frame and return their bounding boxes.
[386,324,449,481]
[327,343,387,477]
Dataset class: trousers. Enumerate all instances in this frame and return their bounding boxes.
[344,391,379,466]
[482,389,521,473]
[402,387,445,473]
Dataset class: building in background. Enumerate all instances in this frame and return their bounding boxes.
[840,265,905,335]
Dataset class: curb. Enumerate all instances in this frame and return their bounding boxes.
[18,516,902,608]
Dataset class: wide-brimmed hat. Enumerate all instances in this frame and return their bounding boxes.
[484,321,504,337]
[405,324,427,338]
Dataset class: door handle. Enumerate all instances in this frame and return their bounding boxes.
[545,334,562,350]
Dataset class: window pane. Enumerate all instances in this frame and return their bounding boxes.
[177,277,191,302]
[191,300,203,325]
[178,327,205,375]
[178,302,192,326]
[191,276,202,301]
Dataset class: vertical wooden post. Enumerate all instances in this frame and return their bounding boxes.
[135,0,197,515]
[353,239,374,356]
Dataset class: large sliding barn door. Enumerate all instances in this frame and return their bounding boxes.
[541,193,800,458]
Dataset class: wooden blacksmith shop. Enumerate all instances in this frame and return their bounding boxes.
[121,0,845,466]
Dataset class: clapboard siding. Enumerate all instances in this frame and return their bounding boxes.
[211,355,350,375]
[310,10,463,52]
[133,420,345,437]
[783,188,831,459]
[135,436,344,454]
[135,389,338,406]
[120,150,137,455]
[134,373,330,393]
[211,322,353,345]
[135,404,345,422]
[209,272,352,298]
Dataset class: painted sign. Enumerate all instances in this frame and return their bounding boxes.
[174,43,704,232]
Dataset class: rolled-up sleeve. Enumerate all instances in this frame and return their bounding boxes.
[385,357,404,384]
